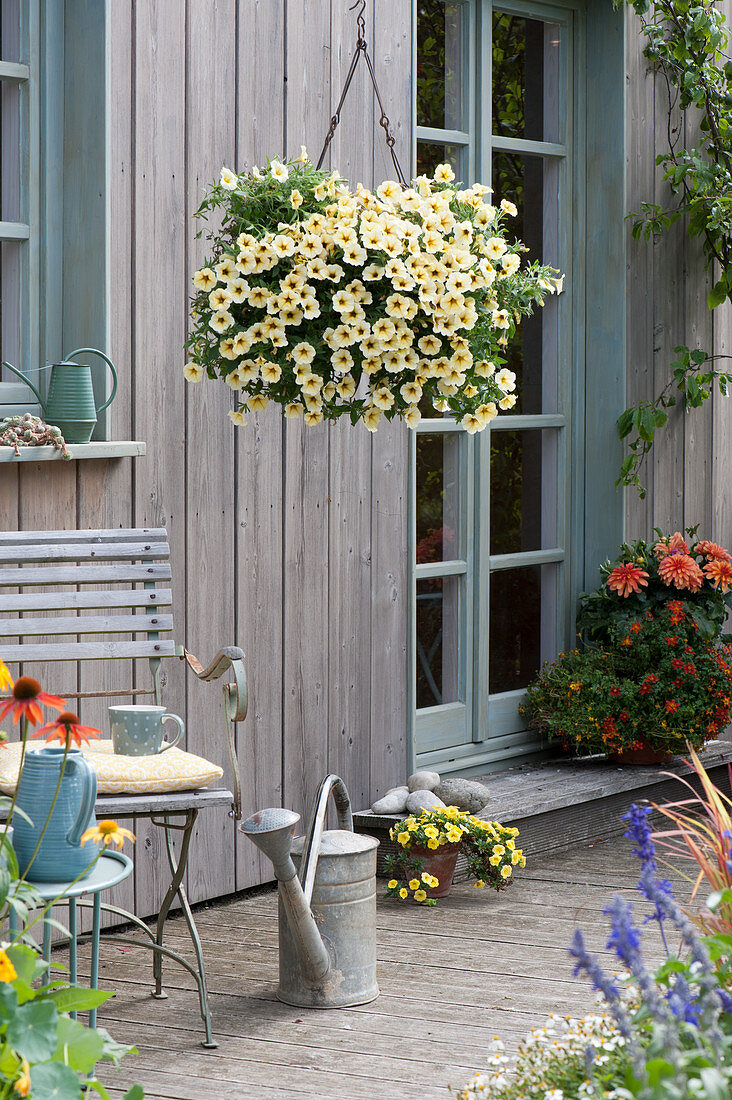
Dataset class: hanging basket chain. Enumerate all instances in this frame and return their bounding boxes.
[316,0,408,187]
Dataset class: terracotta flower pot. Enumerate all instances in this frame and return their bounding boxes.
[608,746,673,765]
[409,842,462,898]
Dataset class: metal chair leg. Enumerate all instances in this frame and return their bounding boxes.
[149,811,216,1048]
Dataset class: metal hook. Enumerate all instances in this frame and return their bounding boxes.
[349,0,366,16]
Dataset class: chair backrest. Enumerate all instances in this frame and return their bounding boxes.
[0,529,178,673]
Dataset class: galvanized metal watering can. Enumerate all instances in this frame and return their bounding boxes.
[240,774,379,1008]
[2,347,118,443]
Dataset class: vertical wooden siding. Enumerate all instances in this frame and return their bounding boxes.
[0,0,411,909]
[624,0,732,548]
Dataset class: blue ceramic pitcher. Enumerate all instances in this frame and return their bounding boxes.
[14,747,98,882]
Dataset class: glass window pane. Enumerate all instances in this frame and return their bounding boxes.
[416,433,462,562]
[417,576,463,707]
[417,1,466,130]
[490,430,558,555]
[416,140,467,183]
[492,152,560,414]
[1,81,21,222]
[492,13,561,143]
[0,2,21,63]
[489,565,556,693]
[1,239,22,369]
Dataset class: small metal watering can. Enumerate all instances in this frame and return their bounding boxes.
[240,774,379,1008]
[2,347,118,443]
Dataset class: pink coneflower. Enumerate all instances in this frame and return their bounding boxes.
[607,563,649,597]
[703,558,732,593]
[658,553,703,591]
[653,532,689,559]
[694,540,731,562]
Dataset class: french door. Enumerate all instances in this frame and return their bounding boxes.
[412,0,582,773]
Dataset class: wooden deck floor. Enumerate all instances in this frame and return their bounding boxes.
[83,839,688,1099]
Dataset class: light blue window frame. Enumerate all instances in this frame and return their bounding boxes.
[408,0,626,776]
[0,0,109,437]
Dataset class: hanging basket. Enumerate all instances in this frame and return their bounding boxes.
[183,1,563,434]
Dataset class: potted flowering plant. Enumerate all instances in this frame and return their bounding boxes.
[184,152,563,433]
[522,530,732,761]
[383,807,524,906]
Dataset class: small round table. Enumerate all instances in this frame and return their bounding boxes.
[10,850,133,1027]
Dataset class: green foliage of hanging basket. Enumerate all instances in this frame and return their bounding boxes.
[184,152,563,432]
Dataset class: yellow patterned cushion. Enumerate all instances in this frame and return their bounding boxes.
[0,740,223,795]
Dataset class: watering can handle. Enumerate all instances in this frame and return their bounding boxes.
[299,774,353,906]
[0,361,44,407]
[64,348,118,415]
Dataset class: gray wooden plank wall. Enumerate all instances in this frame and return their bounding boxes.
[624,0,732,547]
[0,0,411,910]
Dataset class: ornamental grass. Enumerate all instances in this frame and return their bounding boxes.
[184,152,562,433]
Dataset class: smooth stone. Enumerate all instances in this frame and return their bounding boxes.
[405,790,447,813]
[434,778,492,814]
[371,786,409,814]
[407,770,441,793]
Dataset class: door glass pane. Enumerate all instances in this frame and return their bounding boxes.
[489,564,556,693]
[417,0,466,130]
[1,2,21,63]
[416,433,461,563]
[0,240,21,368]
[1,81,21,222]
[492,13,562,143]
[417,576,463,707]
[490,430,558,555]
[492,153,560,414]
[416,141,467,182]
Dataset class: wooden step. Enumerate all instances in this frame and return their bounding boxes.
[354,742,732,873]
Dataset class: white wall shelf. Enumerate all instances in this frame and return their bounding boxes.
[0,441,146,462]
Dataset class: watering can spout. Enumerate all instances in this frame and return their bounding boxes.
[239,807,332,986]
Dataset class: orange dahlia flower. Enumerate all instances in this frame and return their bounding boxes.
[607,563,649,597]
[32,711,101,748]
[653,532,689,559]
[0,678,66,727]
[694,540,731,562]
[658,553,703,591]
[703,558,732,593]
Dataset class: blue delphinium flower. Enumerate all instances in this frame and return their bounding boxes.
[640,867,723,1051]
[622,803,674,951]
[568,928,634,1040]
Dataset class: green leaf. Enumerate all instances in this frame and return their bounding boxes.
[44,986,113,1013]
[638,406,657,442]
[0,983,18,1020]
[54,1016,105,1074]
[708,278,728,309]
[123,1086,145,1100]
[617,408,635,439]
[7,943,43,986]
[29,1060,82,1100]
[96,1026,137,1067]
[6,1000,59,1062]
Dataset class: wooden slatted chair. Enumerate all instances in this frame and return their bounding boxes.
[0,527,247,1048]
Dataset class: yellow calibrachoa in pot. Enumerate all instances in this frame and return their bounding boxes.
[185,152,563,432]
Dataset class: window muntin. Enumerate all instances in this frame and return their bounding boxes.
[412,0,576,767]
[0,0,36,376]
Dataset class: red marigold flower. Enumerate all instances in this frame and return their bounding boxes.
[0,678,66,727]
[610,686,621,697]
[665,699,679,713]
[665,636,678,647]
[658,553,703,591]
[654,532,689,559]
[607,563,649,597]
[694,540,731,562]
[630,621,642,634]
[31,712,101,748]
[703,558,732,593]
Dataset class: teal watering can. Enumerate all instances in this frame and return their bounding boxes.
[1,347,118,443]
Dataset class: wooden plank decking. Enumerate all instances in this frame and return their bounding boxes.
[82,840,688,1099]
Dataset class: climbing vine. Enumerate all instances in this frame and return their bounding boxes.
[616,0,732,498]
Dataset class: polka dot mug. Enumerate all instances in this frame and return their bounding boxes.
[109,705,184,757]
